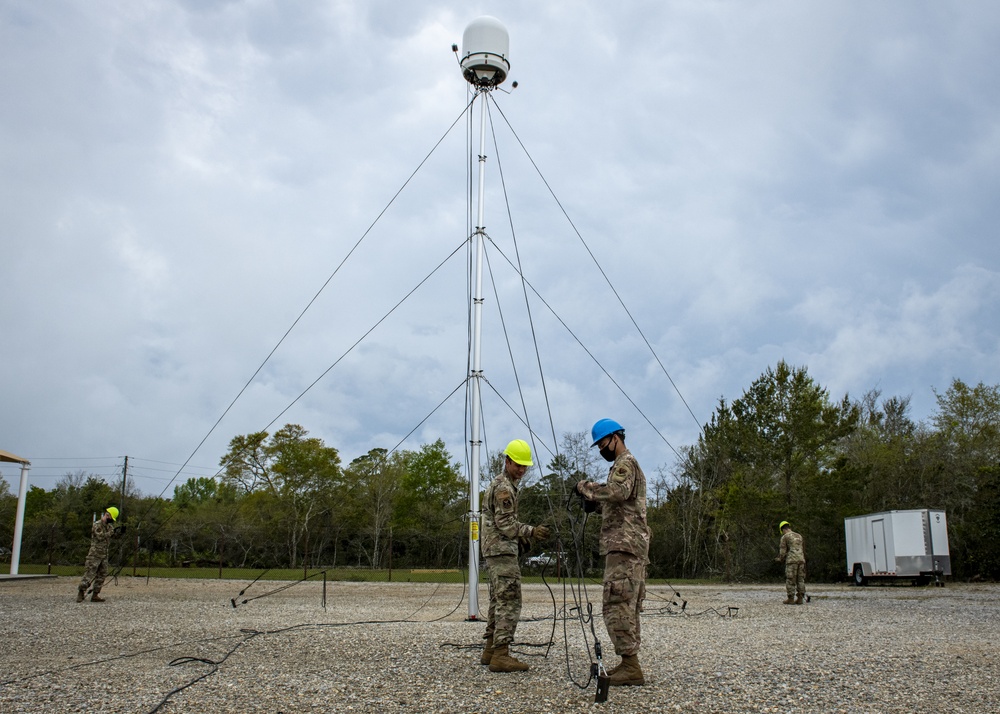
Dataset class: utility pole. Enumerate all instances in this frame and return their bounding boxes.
[120,455,128,514]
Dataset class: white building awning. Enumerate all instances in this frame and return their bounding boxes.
[0,449,31,465]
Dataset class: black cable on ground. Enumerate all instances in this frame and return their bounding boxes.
[148,629,262,714]
[0,632,251,687]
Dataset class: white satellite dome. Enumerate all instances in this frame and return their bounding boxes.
[460,16,510,87]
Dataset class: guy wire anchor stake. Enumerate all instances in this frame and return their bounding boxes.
[592,641,610,703]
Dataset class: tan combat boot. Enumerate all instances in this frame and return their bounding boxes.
[480,635,494,665]
[488,644,529,672]
[91,590,106,603]
[609,654,644,686]
[76,586,86,603]
[795,594,804,605]
[783,597,795,604]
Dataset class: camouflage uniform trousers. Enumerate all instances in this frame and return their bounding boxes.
[785,562,806,599]
[485,554,522,647]
[602,551,646,656]
[79,554,109,593]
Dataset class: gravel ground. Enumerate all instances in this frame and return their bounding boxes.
[0,576,997,713]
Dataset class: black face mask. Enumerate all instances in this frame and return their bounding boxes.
[598,437,616,462]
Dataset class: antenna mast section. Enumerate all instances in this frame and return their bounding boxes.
[458,16,511,621]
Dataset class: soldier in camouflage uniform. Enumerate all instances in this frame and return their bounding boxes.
[76,507,123,603]
[775,520,806,604]
[479,439,550,673]
[576,419,650,687]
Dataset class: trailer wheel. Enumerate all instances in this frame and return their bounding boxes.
[853,565,868,586]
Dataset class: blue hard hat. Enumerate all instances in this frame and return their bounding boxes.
[591,418,624,446]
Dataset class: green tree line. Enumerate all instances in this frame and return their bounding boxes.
[3,364,998,581]
[653,364,1000,582]
[0,432,472,573]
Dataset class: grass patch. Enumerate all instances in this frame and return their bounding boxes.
[15,563,474,584]
[15,563,734,587]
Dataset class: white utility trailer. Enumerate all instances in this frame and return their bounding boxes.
[845,509,950,586]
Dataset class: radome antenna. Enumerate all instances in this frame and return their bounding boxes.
[459,15,510,622]
[460,16,510,88]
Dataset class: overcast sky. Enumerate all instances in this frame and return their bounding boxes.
[2,1,998,498]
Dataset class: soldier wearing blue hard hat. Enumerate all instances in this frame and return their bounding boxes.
[576,419,650,686]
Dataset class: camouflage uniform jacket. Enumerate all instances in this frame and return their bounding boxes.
[481,470,534,558]
[578,448,650,558]
[779,530,805,564]
[87,520,117,560]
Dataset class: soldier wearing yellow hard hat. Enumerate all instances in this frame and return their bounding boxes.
[76,507,125,603]
[479,439,551,672]
[775,520,806,604]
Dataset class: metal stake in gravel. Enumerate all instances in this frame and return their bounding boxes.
[229,569,329,609]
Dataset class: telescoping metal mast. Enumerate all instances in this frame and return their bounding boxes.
[458,16,511,621]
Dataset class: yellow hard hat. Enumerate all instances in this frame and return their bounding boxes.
[106,507,120,522]
[503,439,533,466]
[779,520,790,533]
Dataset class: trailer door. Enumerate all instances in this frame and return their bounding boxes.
[872,518,888,572]
[928,510,952,576]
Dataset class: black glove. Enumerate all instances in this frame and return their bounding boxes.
[583,498,597,513]
[115,524,127,535]
[518,536,531,557]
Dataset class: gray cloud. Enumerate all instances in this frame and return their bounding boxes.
[2,1,998,494]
